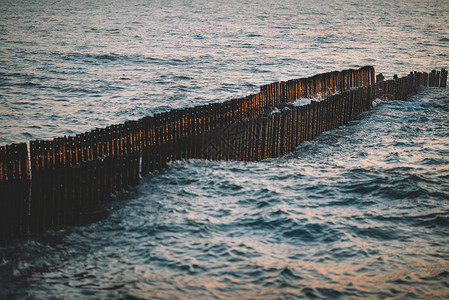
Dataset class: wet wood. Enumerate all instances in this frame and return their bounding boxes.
[2,66,445,240]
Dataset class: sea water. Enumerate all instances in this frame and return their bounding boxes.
[1,0,448,298]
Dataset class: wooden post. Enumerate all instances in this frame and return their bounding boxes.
[265,115,272,158]
[0,143,30,238]
[310,101,316,140]
[330,97,335,131]
[315,101,321,137]
[435,70,441,88]
[429,70,436,87]
[336,93,343,127]
[291,108,298,150]
[104,155,112,200]
[288,110,294,152]
[262,117,269,159]
[171,110,178,161]
[40,140,50,229]
[249,119,256,161]
[314,101,321,137]
[280,111,287,155]
[184,109,191,160]
[0,146,5,239]
[245,120,252,161]
[421,72,427,87]
[272,113,278,157]
[297,106,302,144]
[153,114,161,170]
[349,90,355,121]
[255,118,262,160]
[376,73,384,83]
[320,100,326,135]
[304,104,310,141]
[326,96,333,131]
[321,100,327,133]
[423,72,429,87]
[53,138,62,227]
[3,145,13,237]
[441,69,448,88]
[276,112,282,157]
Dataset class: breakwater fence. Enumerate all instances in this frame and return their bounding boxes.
[1,66,447,241]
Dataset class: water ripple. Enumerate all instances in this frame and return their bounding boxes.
[1,0,449,298]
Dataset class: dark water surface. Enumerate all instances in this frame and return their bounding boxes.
[1,0,449,299]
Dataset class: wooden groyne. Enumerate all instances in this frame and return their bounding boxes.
[0,66,447,241]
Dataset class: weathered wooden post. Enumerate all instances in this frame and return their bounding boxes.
[440,69,447,88]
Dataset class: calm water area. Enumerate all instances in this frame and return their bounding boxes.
[1,0,449,298]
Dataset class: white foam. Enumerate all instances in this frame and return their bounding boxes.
[292,98,312,106]
[372,98,385,107]
[269,107,281,115]
[291,97,323,107]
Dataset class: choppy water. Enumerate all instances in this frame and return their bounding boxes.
[1,0,449,299]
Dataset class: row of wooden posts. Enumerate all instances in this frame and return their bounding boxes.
[0,66,447,241]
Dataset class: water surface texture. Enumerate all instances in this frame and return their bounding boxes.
[1,0,449,298]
